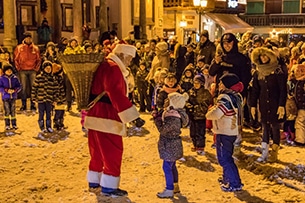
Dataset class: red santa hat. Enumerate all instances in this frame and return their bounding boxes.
[112,44,137,57]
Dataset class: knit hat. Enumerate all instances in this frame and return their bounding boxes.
[187,42,196,49]
[2,64,13,73]
[112,44,137,57]
[168,92,189,109]
[197,56,205,63]
[156,42,168,52]
[60,37,68,43]
[220,73,244,92]
[252,35,264,44]
[193,74,205,85]
[23,32,32,38]
[46,41,56,49]
[200,30,209,39]
[42,60,52,70]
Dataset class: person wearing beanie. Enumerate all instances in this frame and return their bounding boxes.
[179,64,195,93]
[156,73,181,112]
[14,30,41,112]
[37,18,52,45]
[185,43,195,66]
[136,60,150,112]
[42,41,58,63]
[153,92,189,198]
[57,37,68,53]
[31,60,59,134]
[249,46,287,163]
[185,73,212,155]
[0,64,22,130]
[195,56,205,74]
[206,73,244,192]
[52,62,67,131]
[195,29,216,65]
[63,38,85,55]
[84,43,145,197]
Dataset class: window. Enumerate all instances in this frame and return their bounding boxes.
[16,0,39,30]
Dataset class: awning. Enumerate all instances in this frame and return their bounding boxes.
[205,13,254,33]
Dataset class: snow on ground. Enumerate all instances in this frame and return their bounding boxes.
[0,103,305,203]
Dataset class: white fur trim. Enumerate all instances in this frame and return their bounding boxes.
[100,173,120,189]
[87,170,102,184]
[84,116,126,136]
[118,105,140,123]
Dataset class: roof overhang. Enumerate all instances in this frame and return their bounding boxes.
[205,13,254,33]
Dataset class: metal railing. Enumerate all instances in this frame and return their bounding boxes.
[239,14,305,27]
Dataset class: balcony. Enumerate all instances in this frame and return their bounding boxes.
[163,0,192,7]
[239,14,305,27]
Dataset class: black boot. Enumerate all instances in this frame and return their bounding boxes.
[11,119,18,130]
[38,120,45,132]
[20,100,27,111]
[59,119,65,129]
[46,120,54,133]
[5,118,10,130]
[53,119,60,130]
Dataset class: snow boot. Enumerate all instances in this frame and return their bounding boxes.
[157,189,173,198]
[38,120,45,132]
[46,120,54,133]
[269,144,279,163]
[5,118,10,129]
[53,119,60,130]
[257,142,269,163]
[173,183,180,194]
[11,118,18,130]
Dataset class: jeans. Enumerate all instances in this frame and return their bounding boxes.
[19,70,36,102]
[261,122,280,145]
[38,102,52,121]
[216,134,242,188]
[3,99,16,118]
[162,160,178,190]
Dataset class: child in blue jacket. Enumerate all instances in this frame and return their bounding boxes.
[0,64,22,130]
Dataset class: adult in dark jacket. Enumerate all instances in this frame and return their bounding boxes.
[195,30,216,65]
[209,33,252,98]
[185,43,196,66]
[249,47,287,163]
[173,43,187,81]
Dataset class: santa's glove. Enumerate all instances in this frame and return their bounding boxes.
[250,107,256,119]
[277,106,285,119]
[133,117,145,128]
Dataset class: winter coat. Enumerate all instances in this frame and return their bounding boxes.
[179,66,195,93]
[0,74,22,100]
[185,51,195,66]
[37,25,52,44]
[154,108,189,162]
[206,91,243,136]
[173,44,187,81]
[14,42,41,72]
[186,86,213,120]
[146,51,170,81]
[136,68,149,91]
[53,72,66,106]
[294,80,305,110]
[249,47,287,124]
[195,40,216,65]
[31,71,58,103]
[209,34,252,97]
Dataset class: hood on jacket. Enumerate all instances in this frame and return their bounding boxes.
[251,47,278,66]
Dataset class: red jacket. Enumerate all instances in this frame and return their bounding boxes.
[14,42,41,72]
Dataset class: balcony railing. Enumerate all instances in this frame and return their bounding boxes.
[163,0,192,7]
[239,14,305,27]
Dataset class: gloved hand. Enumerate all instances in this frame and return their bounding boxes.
[277,106,285,119]
[250,107,256,119]
[133,117,145,128]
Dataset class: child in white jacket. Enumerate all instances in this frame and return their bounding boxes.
[206,73,244,192]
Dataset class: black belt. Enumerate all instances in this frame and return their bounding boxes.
[89,93,112,104]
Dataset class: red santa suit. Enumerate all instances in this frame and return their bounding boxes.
[84,45,139,191]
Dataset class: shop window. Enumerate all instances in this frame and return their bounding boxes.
[283,1,299,13]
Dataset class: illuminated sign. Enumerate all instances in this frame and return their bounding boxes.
[228,0,238,8]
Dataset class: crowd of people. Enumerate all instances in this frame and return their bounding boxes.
[0,28,305,198]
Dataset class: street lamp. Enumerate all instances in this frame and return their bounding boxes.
[193,0,208,34]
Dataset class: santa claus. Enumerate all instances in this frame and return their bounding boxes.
[84,43,144,197]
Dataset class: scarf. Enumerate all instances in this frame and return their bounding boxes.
[257,61,280,80]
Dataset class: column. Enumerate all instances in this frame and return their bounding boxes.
[99,0,108,34]
[53,0,62,43]
[73,0,83,44]
[139,0,147,40]
[3,0,17,52]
